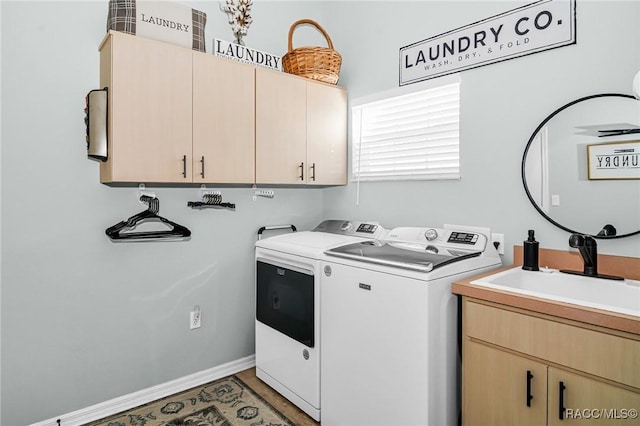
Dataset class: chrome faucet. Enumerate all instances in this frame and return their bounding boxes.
[560,234,624,281]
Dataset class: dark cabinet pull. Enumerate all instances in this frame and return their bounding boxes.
[558,381,566,420]
[299,162,304,181]
[311,163,316,181]
[526,370,534,407]
[182,155,187,178]
[200,156,205,179]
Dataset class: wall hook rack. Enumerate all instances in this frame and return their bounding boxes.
[252,184,274,201]
[188,186,235,210]
[137,183,156,202]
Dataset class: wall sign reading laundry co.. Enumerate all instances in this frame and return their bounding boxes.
[399,0,576,85]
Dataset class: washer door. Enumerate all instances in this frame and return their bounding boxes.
[256,260,315,347]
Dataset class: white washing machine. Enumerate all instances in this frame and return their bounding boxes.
[254,220,385,421]
[320,225,502,426]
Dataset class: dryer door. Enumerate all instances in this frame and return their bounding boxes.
[256,260,315,347]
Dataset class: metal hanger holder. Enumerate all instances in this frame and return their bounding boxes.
[187,185,236,210]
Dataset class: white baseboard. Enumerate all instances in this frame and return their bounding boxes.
[30,355,256,426]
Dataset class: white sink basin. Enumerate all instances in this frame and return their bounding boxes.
[470,267,640,317]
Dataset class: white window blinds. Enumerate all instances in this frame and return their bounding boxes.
[352,80,461,181]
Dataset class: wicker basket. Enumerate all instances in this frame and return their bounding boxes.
[282,19,342,85]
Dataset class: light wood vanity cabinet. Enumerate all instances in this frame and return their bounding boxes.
[99,31,346,185]
[465,340,548,426]
[462,298,640,426]
[547,367,640,426]
[255,67,347,185]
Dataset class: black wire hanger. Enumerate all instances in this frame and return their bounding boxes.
[106,195,191,241]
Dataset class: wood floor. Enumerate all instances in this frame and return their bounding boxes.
[236,367,320,426]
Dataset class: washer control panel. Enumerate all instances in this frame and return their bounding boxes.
[314,220,385,239]
[386,227,488,251]
[447,231,480,245]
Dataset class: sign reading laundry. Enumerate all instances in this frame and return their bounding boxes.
[399,0,576,85]
[134,1,199,51]
[139,14,190,33]
[214,38,281,71]
[587,141,640,180]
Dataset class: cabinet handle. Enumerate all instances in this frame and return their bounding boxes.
[299,162,304,181]
[182,155,187,178]
[200,156,205,179]
[311,163,316,181]
[526,370,534,407]
[558,381,566,420]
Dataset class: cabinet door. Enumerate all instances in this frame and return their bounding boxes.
[193,53,255,183]
[100,32,192,183]
[306,82,347,185]
[255,68,306,184]
[548,367,640,426]
[463,340,547,426]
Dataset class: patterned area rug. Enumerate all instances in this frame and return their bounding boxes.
[86,375,295,426]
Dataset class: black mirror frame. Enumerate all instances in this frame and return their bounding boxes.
[521,93,640,239]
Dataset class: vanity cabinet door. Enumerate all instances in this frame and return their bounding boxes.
[100,31,193,183]
[306,81,347,185]
[463,340,547,426]
[548,367,640,426]
[255,67,307,184]
[193,53,255,183]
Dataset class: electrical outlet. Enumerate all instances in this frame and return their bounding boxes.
[491,233,505,255]
[190,306,201,330]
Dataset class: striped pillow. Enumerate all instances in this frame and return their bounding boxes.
[107,0,207,52]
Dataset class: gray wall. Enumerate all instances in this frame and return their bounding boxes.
[322,0,640,259]
[1,2,327,425]
[1,1,639,425]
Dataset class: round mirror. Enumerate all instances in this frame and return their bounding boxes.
[522,93,640,239]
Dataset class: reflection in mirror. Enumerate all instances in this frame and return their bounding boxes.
[522,94,640,238]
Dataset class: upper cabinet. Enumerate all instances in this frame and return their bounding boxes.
[193,52,255,184]
[255,68,307,184]
[255,67,347,185]
[99,31,346,186]
[100,31,193,183]
[306,81,348,186]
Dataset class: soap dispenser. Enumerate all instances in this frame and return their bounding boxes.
[522,230,540,271]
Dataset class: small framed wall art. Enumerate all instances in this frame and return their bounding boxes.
[587,141,640,180]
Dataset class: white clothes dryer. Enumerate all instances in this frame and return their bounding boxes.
[254,220,385,421]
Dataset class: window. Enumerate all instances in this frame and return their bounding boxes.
[352,76,461,181]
